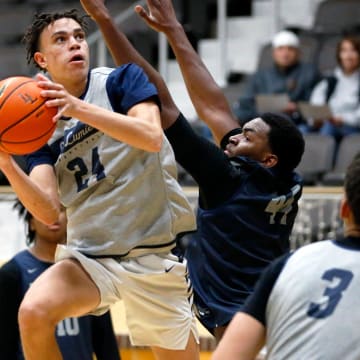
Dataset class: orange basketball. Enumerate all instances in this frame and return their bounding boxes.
[0,76,57,155]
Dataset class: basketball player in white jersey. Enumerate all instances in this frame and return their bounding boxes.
[0,9,199,360]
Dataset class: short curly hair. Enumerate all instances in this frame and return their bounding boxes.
[259,112,305,173]
[22,9,89,70]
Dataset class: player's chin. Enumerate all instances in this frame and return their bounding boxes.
[68,63,89,76]
[224,149,231,157]
[224,146,241,158]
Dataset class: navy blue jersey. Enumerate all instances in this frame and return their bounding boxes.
[0,250,120,360]
[165,114,302,331]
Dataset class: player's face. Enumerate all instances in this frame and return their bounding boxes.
[272,46,299,68]
[339,40,360,74]
[224,118,274,164]
[36,17,89,89]
[31,208,67,245]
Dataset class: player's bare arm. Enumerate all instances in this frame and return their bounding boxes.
[135,0,240,144]
[212,312,266,360]
[0,153,60,225]
[37,73,163,152]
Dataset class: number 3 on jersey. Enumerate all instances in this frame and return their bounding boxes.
[307,268,353,319]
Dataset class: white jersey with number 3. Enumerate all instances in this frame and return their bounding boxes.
[266,239,360,360]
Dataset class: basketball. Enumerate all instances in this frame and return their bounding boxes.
[0,76,57,155]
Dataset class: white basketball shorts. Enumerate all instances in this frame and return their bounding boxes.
[55,245,199,350]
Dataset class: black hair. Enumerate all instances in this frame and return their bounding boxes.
[22,9,89,70]
[260,112,305,173]
[344,152,360,226]
[13,199,35,246]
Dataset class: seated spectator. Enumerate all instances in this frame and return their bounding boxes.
[0,200,121,360]
[301,36,360,142]
[234,30,321,126]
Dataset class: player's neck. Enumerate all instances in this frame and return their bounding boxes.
[28,241,57,263]
[344,225,360,238]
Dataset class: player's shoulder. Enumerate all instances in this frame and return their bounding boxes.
[90,66,115,76]
[285,240,334,269]
[90,64,148,90]
[91,63,143,76]
[12,250,42,271]
[0,257,21,281]
[296,239,333,254]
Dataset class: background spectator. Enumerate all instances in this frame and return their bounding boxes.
[302,36,360,142]
[234,30,321,126]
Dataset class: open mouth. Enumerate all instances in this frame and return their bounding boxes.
[69,54,84,63]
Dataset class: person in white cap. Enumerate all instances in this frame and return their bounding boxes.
[234,30,321,126]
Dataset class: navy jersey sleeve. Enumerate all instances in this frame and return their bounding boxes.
[242,252,292,326]
[91,311,120,360]
[107,63,160,114]
[25,143,54,174]
[165,113,242,208]
[0,260,22,359]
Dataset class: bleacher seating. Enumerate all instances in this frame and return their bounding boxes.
[296,134,336,185]
[0,4,33,45]
[0,45,30,78]
[316,35,342,75]
[312,0,360,35]
[322,134,360,186]
[278,0,325,31]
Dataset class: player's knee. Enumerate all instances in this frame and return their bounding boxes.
[18,299,56,335]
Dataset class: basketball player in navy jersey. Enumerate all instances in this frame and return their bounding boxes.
[0,200,120,360]
[80,0,305,342]
[0,8,199,360]
[213,153,360,359]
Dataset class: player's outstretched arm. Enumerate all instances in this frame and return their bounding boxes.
[135,0,240,144]
[80,0,180,129]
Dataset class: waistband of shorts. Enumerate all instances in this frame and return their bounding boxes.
[81,238,177,260]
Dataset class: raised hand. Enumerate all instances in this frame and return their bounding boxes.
[80,0,108,21]
[135,0,180,34]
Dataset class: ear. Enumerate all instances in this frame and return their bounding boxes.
[340,197,351,221]
[262,153,278,168]
[34,51,47,70]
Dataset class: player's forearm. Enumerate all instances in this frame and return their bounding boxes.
[164,23,238,139]
[0,158,60,225]
[166,23,218,112]
[69,99,163,152]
